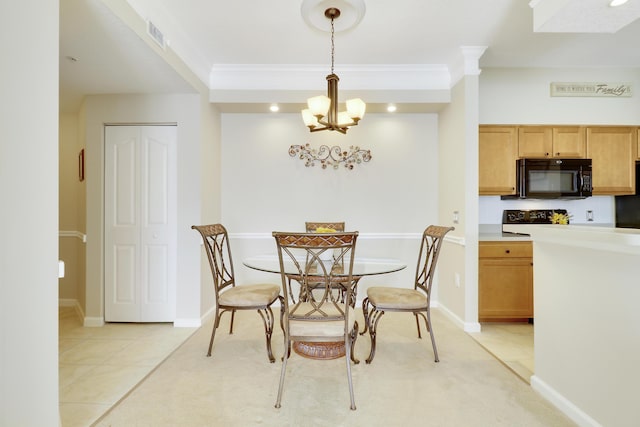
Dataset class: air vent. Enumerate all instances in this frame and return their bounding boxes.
[147,21,166,50]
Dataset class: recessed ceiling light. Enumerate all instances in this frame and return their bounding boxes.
[609,0,629,7]
[387,104,397,113]
[270,104,279,112]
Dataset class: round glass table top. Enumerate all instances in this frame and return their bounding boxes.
[242,254,407,277]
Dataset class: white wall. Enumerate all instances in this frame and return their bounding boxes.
[480,68,640,125]
[0,0,60,424]
[220,113,439,296]
[478,67,640,226]
[438,77,479,329]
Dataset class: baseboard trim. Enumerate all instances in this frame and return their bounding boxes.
[436,302,481,332]
[173,318,202,328]
[58,298,77,307]
[531,375,602,427]
[58,230,87,242]
[84,317,105,327]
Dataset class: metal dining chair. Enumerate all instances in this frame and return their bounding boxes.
[273,231,360,410]
[192,224,283,363]
[284,222,347,304]
[361,225,454,364]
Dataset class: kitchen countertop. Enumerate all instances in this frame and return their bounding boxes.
[479,223,617,242]
[504,223,640,254]
[479,224,531,242]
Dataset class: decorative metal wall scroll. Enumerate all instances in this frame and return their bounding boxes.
[289,144,372,170]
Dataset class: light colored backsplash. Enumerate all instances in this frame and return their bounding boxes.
[479,195,615,225]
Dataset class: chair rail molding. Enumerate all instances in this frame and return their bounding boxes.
[59,230,87,242]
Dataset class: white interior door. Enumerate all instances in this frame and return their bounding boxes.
[104,125,177,322]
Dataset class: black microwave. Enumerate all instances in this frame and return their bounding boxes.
[504,158,592,199]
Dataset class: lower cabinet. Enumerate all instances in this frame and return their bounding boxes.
[478,241,533,322]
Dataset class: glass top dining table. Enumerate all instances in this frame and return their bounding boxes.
[242,254,407,360]
[242,254,407,277]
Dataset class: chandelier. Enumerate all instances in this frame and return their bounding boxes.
[301,7,366,134]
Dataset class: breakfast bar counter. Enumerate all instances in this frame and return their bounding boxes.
[508,224,640,426]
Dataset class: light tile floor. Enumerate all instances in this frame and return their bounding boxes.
[58,307,196,427]
[468,321,534,383]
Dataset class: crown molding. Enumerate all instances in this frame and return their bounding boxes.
[209,64,451,91]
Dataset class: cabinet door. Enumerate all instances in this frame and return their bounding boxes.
[518,126,585,158]
[479,126,518,195]
[553,126,586,158]
[587,127,637,195]
[478,257,533,320]
[518,126,552,158]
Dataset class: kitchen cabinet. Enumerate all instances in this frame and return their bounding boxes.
[478,241,533,322]
[518,126,586,158]
[479,126,518,195]
[587,126,637,195]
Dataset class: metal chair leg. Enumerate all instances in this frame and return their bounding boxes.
[275,338,290,408]
[207,309,220,357]
[350,322,360,365]
[365,309,384,364]
[257,307,276,363]
[426,308,439,362]
[360,297,370,335]
[345,335,357,410]
[228,309,236,334]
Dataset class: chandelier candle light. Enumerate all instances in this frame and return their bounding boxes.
[301,7,366,134]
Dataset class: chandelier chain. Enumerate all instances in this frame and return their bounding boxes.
[330,16,335,74]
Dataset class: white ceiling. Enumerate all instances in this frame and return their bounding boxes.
[59,0,640,113]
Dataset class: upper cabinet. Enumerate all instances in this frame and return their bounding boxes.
[518,126,586,158]
[479,126,518,196]
[480,125,638,196]
[587,127,637,195]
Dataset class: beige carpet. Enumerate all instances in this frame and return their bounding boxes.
[94,309,575,427]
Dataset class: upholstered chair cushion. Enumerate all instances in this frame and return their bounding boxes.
[367,287,428,310]
[288,304,356,337]
[218,284,281,307]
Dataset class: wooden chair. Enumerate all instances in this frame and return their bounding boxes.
[361,225,454,364]
[192,224,283,363]
[273,231,360,410]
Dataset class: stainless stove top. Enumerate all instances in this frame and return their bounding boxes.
[502,209,568,225]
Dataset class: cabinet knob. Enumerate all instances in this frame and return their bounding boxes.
[545,153,550,156]
[505,249,510,254]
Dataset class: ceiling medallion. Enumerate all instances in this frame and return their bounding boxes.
[301,0,366,33]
